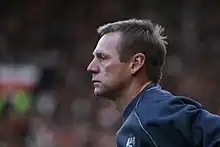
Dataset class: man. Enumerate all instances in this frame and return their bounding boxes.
[87,19,220,147]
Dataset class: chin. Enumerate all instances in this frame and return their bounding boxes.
[94,88,105,97]
[94,88,116,101]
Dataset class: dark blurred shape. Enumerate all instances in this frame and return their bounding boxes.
[34,67,57,95]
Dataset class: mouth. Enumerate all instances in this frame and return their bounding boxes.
[92,80,100,83]
[92,80,101,86]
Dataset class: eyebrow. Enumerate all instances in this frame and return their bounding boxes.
[93,51,106,56]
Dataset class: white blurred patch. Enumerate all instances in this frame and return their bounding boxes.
[36,92,56,117]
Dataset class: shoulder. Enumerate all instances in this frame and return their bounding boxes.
[133,92,205,145]
[134,87,204,125]
[132,90,205,146]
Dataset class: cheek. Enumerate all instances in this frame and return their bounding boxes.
[104,64,129,81]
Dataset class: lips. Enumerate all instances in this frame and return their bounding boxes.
[92,80,100,83]
[92,80,101,86]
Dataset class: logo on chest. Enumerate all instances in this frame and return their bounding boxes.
[126,135,135,147]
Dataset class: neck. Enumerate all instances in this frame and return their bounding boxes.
[114,79,151,113]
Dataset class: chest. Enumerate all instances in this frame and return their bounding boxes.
[116,111,190,147]
[116,112,149,147]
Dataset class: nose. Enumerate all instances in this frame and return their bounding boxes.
[87,58,99,74]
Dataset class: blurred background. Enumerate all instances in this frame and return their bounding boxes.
[0,0,220,146]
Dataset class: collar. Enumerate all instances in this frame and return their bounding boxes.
[122,82,159,122]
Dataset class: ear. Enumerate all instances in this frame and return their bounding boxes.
[129,53,146,75]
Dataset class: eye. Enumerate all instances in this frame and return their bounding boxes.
[97,53,108,61]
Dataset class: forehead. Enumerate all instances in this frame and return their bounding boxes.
[93,32,122,55]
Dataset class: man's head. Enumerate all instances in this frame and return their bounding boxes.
[87,19,167,99]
